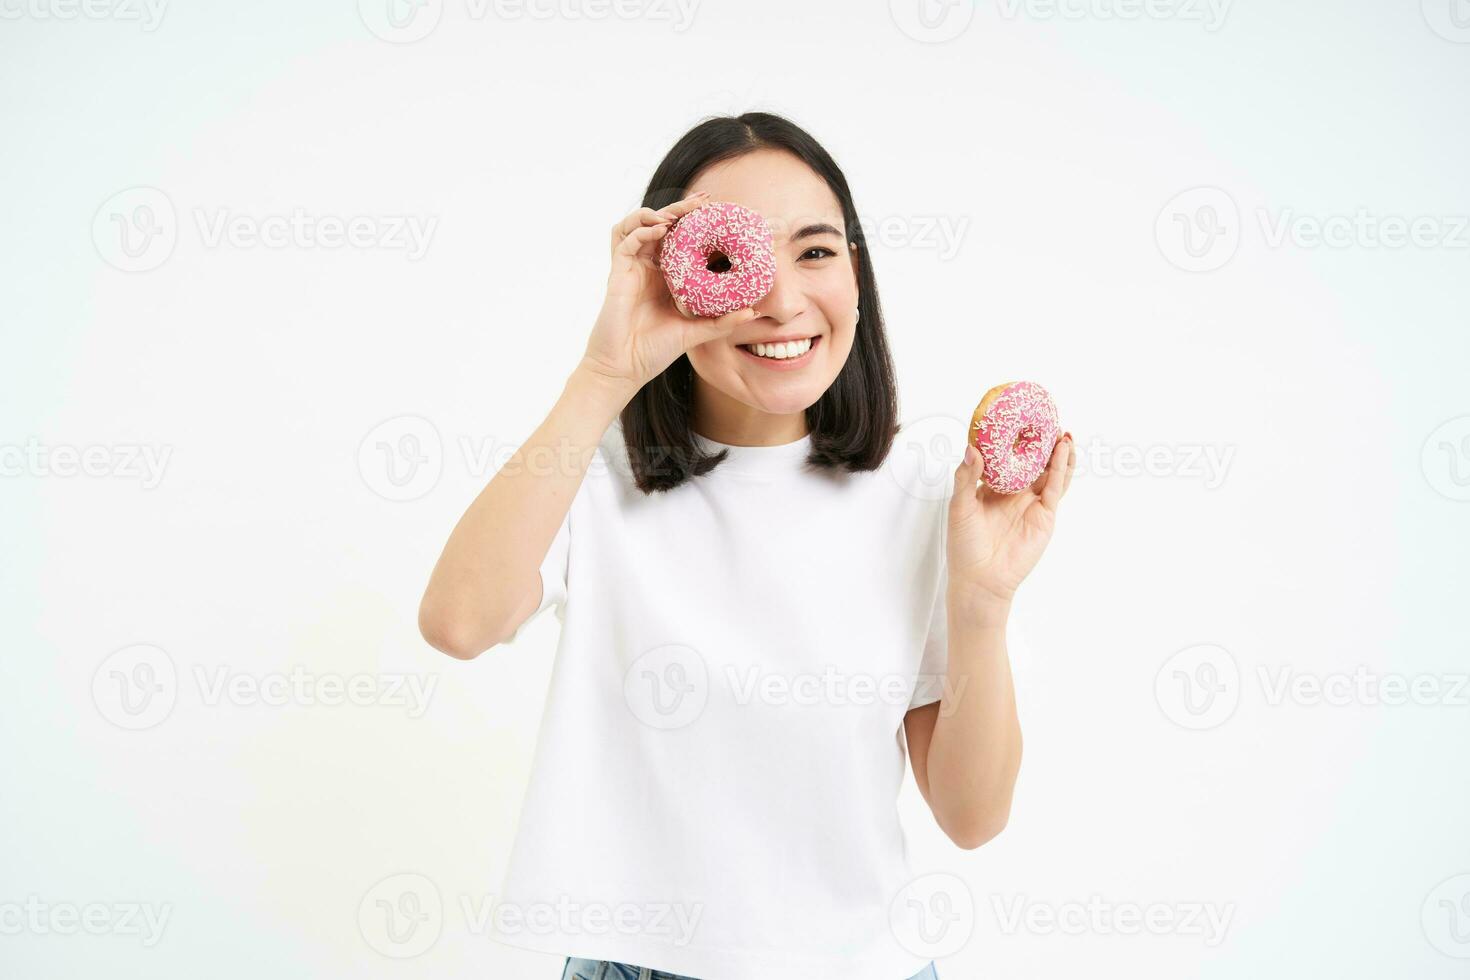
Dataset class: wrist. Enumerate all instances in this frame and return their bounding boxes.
[947,583,1013,629]
[567,359,639,413]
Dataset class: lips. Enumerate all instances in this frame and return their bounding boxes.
[737,335,821,368]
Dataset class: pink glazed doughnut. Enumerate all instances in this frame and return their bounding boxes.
[658,201,776,318]
[969,381,1062,494]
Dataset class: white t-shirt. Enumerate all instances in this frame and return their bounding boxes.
[491,418,952,980]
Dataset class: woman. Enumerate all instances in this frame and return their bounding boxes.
[419,112,1076,980]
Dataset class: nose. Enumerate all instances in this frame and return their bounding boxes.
[751,264,804,324]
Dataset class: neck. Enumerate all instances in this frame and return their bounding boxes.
[692,377,809,447]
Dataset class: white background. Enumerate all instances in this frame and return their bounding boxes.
[3,0,1468,977]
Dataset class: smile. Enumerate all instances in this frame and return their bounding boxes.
[738,336,820,367]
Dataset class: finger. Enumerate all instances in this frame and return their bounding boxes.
[683,306,758,347]
[952,441,984,509]
[653,190,711,223]
[611,208,668,255]
[1039,434,1072,512]
[1060,432,1076,496]
[615,222,669,260]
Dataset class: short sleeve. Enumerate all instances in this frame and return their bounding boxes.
[908,520,949,711]
[503,507,571,645]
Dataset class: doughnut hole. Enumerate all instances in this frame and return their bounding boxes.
[704,249,732,274]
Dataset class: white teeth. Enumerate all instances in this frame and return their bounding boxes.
[748,337,813,359]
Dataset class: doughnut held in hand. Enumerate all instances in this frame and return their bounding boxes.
[658,201,776,318]
[969,381,1061,494]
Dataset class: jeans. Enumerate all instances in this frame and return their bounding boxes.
[560,957,939,979]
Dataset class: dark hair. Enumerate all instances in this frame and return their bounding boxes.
[620,111,900,493]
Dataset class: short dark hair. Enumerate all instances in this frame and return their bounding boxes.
[621,111,900,494]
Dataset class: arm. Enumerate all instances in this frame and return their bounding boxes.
[904,595,1021,849]
[417,363,633,660]
[418,189,758,660]
[906,432,1076,848]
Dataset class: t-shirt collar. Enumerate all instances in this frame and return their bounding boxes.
[691,430,814,475]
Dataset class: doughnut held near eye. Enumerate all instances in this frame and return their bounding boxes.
[658,201,777,318]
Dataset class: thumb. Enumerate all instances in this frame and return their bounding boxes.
[683,307,759,349]
[952,440,984,506]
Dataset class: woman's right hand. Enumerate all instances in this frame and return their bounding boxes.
[580,191,761,393]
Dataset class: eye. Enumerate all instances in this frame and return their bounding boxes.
[798,246,837,261]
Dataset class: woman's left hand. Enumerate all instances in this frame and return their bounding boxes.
[947,431,1076,612]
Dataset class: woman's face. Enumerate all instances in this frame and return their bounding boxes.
[682,148,860,426]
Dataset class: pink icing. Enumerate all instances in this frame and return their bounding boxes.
[972,381,1061,494]
[658,201,776,318]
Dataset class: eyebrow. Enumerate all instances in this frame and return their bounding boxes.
[789,222,844,243]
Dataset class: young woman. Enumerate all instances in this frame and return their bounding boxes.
[419,112,1076,980]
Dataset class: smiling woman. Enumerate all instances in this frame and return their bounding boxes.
[418,110,1074,980]
[618,114,899,492]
